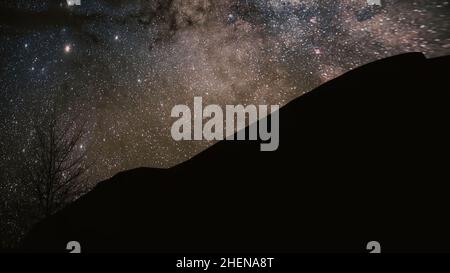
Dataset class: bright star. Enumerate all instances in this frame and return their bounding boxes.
[64,45,72,53]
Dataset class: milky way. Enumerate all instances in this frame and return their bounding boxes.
[1,0,449,187]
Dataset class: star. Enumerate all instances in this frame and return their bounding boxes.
[64,44,72,53]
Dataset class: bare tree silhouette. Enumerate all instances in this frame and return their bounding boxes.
[25,111,90,218]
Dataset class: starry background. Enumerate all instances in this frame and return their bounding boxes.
[0,0,449,189]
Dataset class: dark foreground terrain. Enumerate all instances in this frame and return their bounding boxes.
[22,53,450,253]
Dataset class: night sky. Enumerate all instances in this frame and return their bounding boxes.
[1,0,449,187]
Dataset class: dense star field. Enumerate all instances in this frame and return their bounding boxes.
[0,0,449,190]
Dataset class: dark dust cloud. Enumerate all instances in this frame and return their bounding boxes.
[1,0,449,186]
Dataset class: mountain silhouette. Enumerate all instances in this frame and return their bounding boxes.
[22,53,450,253]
